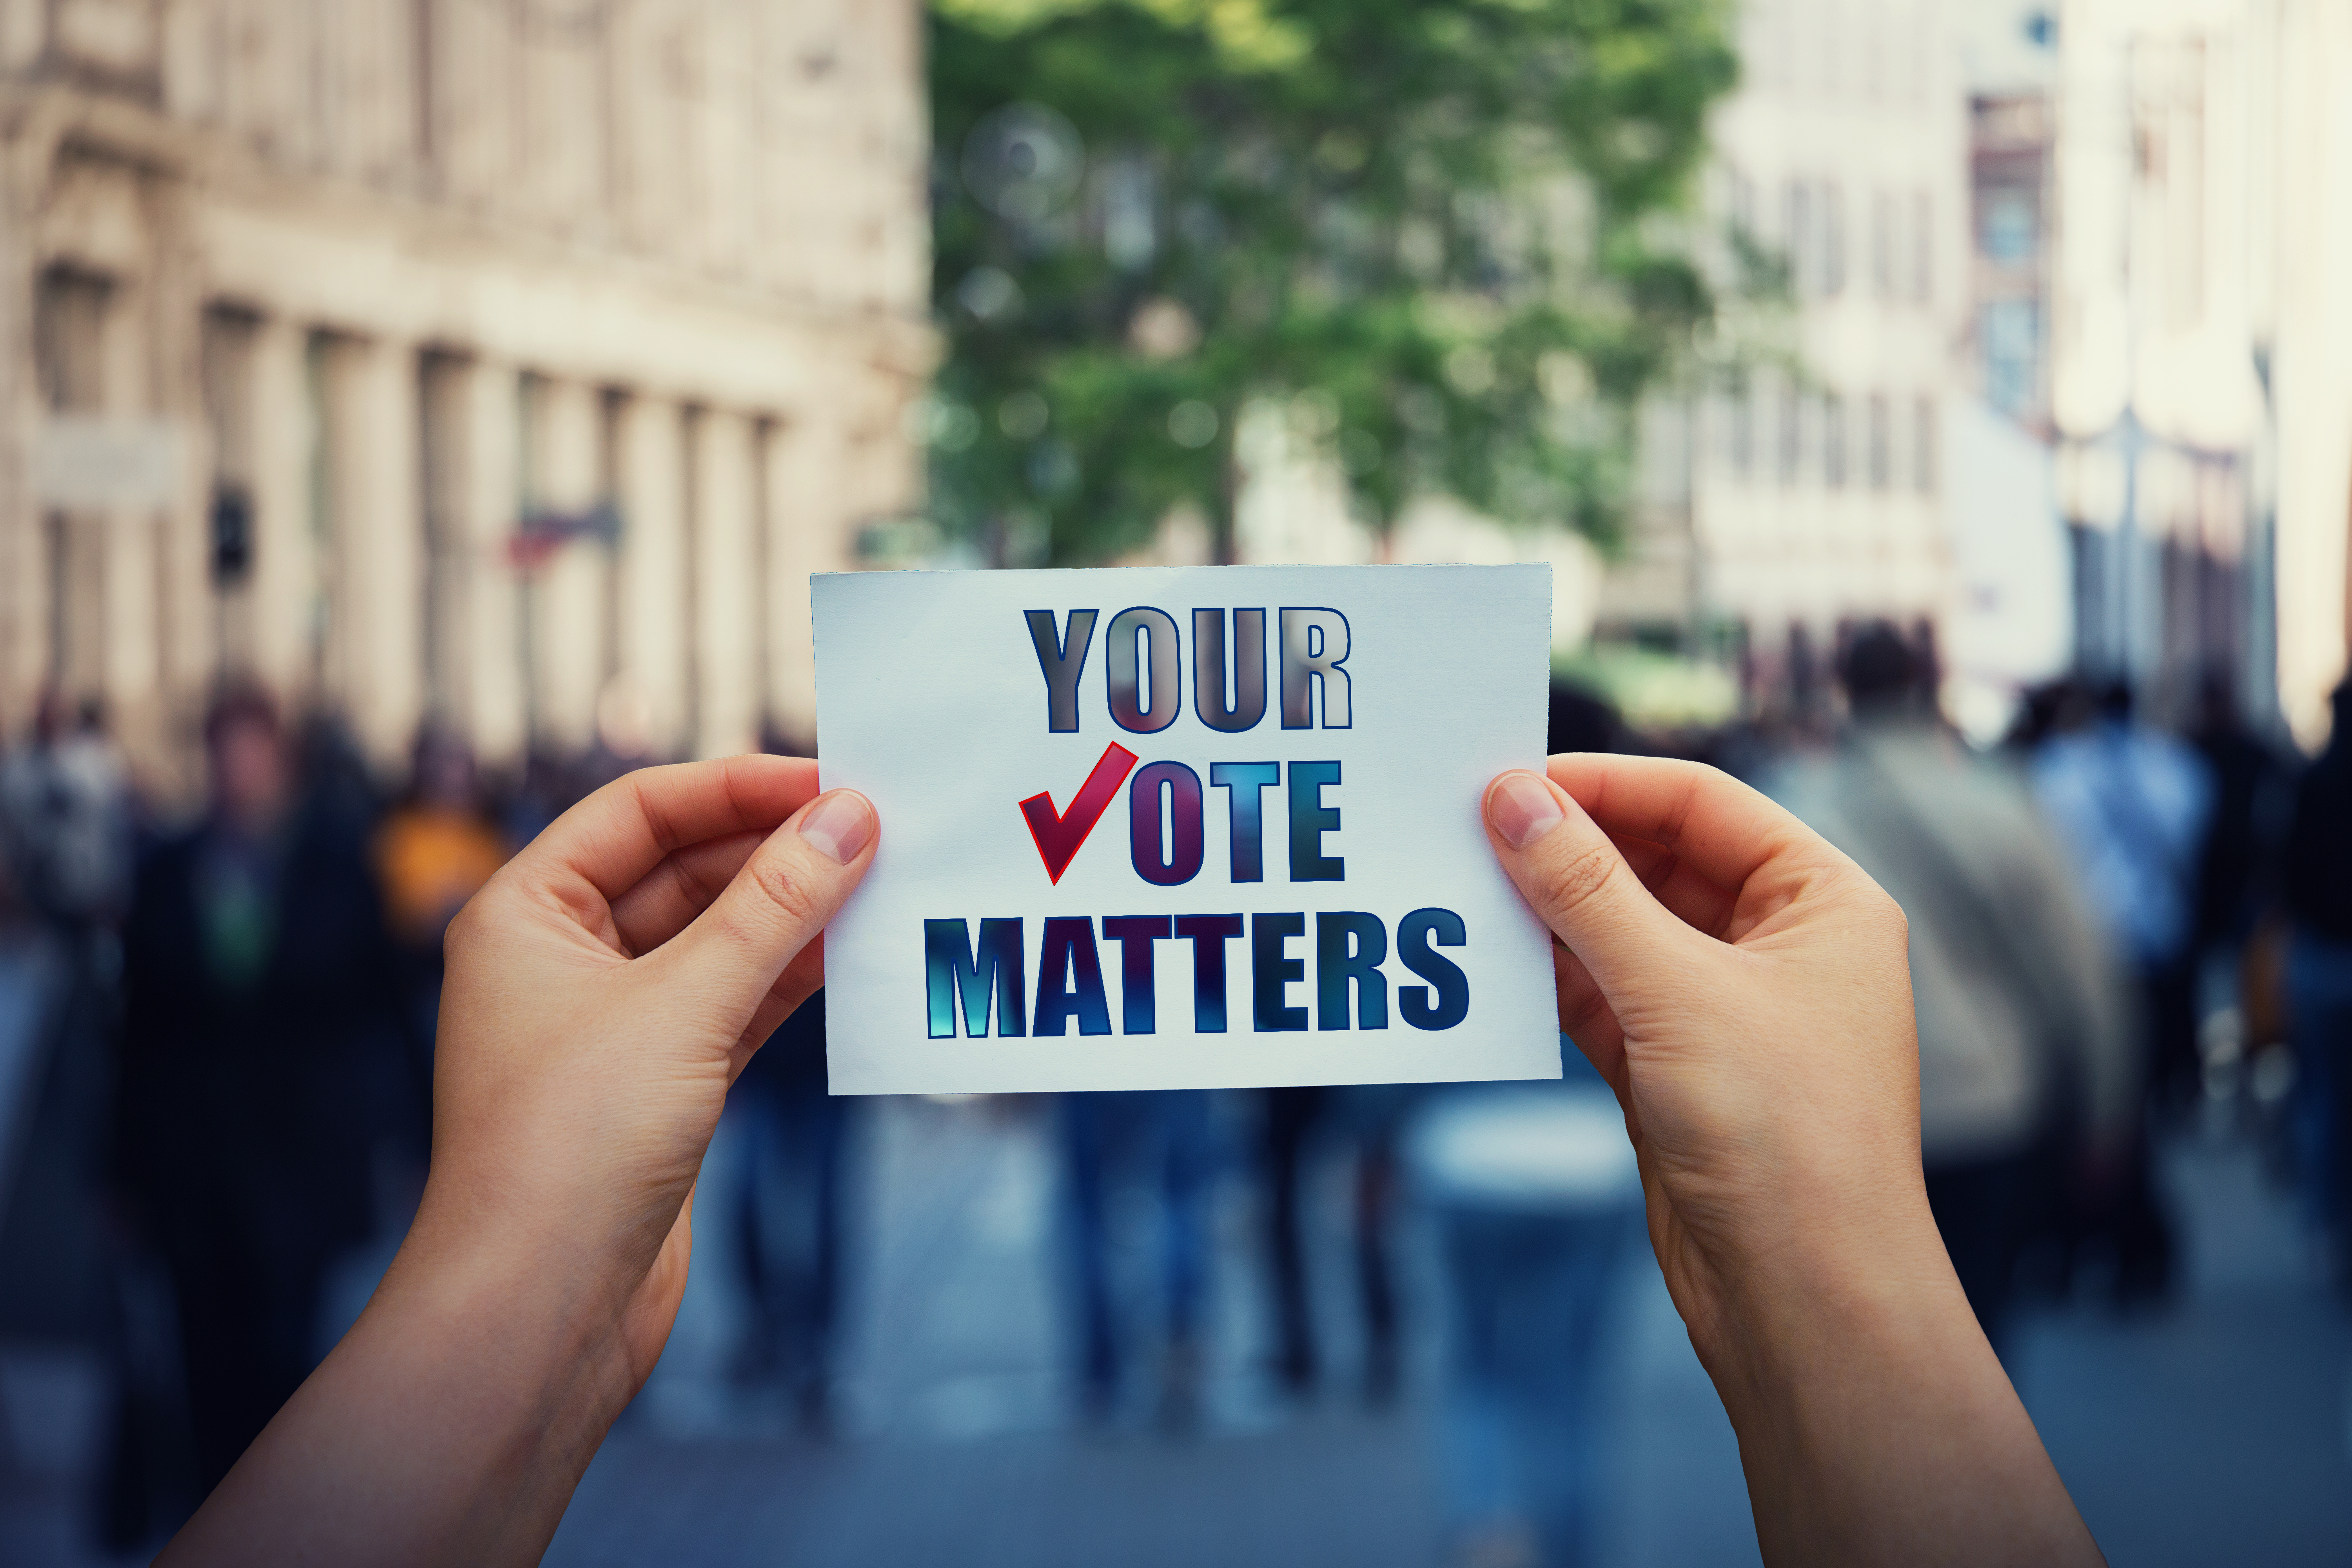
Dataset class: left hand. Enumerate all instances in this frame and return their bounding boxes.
[419,754,877,1385]
[161,756,877,1567]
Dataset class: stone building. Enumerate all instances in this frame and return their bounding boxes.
[0,0,930,792]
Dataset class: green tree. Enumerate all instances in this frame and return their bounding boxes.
[925,0,1740,566]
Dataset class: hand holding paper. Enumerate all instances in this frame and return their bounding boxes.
[1481,757,2099,1567]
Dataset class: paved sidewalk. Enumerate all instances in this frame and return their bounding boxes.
[4,1091,2346,1565]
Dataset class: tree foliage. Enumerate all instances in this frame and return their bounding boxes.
[925,0,1740,565]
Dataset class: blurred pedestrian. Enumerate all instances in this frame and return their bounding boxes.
[0,690,134,946]
[1257,1084,1406,1402]
[374,724,508,1060]
[1771,624,2138,1352]
[2029,679,2214,1118]
[0,693,133,1293]
[0,691,140,1538]
[114,684,415,1497]
[724,989,851,1431]
[2189,669,2290,964]
[2283,680,2352,1277]
[1411,1065,1643,1567]
[1059,1089,1213,1425]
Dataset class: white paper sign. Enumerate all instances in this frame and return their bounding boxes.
[812,564,1561,1095]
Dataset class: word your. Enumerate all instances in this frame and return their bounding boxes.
[1027,607,1351,734]
[923,909,1470,1038]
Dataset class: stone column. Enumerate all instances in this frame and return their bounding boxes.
[690,407,758,759]
[0,143,38,735]
[527,376,605,755]
[614,394,689,757]
[96,279,162,760]
[330,336,425,771]
[760,406,848,746]
[456,358,526,769]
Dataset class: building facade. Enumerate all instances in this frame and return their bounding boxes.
[2051,0,2273,723]
[1604,0,1971,718]
[0,0,929,792]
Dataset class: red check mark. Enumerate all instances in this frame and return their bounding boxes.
[1019,742,1139,884]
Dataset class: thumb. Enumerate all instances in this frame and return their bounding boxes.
[1483,769,1691,996]
[652,787,877,1032]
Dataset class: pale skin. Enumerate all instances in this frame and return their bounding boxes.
[162,752,2101,1567]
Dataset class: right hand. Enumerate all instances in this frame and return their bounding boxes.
[1480,756,1935,1381]
[1483,756,2101,1568]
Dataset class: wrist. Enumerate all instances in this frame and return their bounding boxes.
[374,1199,646,1468]
[1700,1181,1970,1430]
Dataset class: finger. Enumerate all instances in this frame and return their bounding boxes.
[1485,769,1695,997]
[731,936,826,1069]
[516,755,821,906]
[1544,754,1833,902]
[647,788,877,1038]
[1553,940,1629,1097]
[608,829,766,958]
[1616,835,1742,940]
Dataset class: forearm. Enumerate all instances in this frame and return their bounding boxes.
[1711,1230,2101,1567]
[158,1229,637,1567]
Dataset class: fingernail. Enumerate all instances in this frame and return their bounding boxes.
[1488,771,1565,850]
[798,790,875,865]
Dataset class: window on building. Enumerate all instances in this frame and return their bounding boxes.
[1913,394,1938,494]
[1980,300,2041,417]
[1821,183,1846,297]
[1729,383,1754,479]
[1911,190,1934,305]
[1786,179,1812,295]
[1980,189,2037,265]
[1867,394,1891,490]
[33,269,111,694]
[1778,379,1802,485]
[1822,394,1847,488]
[1871,190,1895,298]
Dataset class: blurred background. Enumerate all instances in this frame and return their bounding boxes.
[1,0,2350,1563]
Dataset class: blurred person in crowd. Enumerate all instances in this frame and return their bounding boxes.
[1413,1062,1643,1567]
[1060,1089,1213,1425]
[1381,682,1645,1562]
[374,725,509,1059]
[2029,679,2215,1119]
[2187,669,2297,1104]
[0,690,135,946]
[114,684,416,1498]
[0,694,145,1538]
[2283,680,2352,1275]
[2189,669,2290,964]
[724,988,850,1431]
[1257,1083,1404,1403]
[1770,624,2137,1353]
